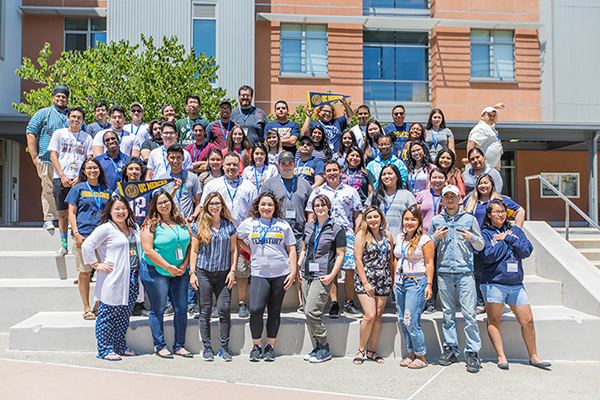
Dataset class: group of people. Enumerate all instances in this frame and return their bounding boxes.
[24,84,550,371]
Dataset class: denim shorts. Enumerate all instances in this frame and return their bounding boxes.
[480,283,529,306]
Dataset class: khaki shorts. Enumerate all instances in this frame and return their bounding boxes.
[236,253,251,279]
[73,243,99,273]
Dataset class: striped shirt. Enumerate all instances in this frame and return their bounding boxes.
[191,219,237,272]
[26,105,70,162]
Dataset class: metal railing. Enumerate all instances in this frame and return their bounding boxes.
[525,174,600,241]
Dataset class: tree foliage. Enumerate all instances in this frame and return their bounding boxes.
[14,35,231,124]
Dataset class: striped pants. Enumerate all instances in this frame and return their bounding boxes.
[95,268,139,357]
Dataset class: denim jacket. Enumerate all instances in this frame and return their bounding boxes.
[429,207,484,274]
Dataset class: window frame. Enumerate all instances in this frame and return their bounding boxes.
[279,23,329,78]
[192,2,217,59]
[63,17,107,53]
[470,29,516,81]
[0,0,6,60]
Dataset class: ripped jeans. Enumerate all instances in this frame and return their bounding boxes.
[395,273,427,356]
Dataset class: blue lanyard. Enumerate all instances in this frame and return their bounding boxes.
[280,176,296,201]
[384,189,398,215]
[162,148,171,174]
[239,107,254,124]
[492,126,500,142]
[225,179,240,203]
[313,218,330,254]
[192,141,208,162]
[398,233,409,271]
[170,171,184,202]
[219,120,232,141]
[254,165,265,191]
[109,156,123,180]
[296,156,314,176]
[53,107,68,127]
[85,182,102,212]
[494,226,514,258]
[130,123,143,136]
[393,123,407,146]
[431,189,442,215]
[348,169,359,187]
[98,121,109,130]
[370,230,388,263]
[470,165,488,189]
[408,166,424,192]
[432,127,441,149]
[259,218,274,245]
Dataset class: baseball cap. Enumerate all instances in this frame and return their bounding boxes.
[299,135,314,145]
[482,106,497,115]
[219,99,232,107]
[442,185,460,197]
[278,151,295,163]
[130,102,144,111]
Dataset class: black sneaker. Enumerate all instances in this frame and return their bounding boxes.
[238,302,250,318]
[344,301,363,318]
[202,346,214,361]
[263,344,275,362]
[466,352,481,373]
[423,303,436,314]
[328,301,340,318]
[164,305,174,316]
[438,346,458,366]
[188,306,199,319]
[249,345,262,362]
[218,346,233,362]
[211,305,219,319]
[132,302,144,316]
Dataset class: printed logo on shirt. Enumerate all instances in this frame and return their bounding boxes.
[249,224,284,245]
[81,190,110,200]
[60,137,87,155]
[295,166,315,177]
[277,127,292,136]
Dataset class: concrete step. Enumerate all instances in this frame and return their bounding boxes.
[0,228,67,252]
[522,275,562,306]
[9,306,600,361]
[0,252,78,279]
[578,249,600,262]
[568,239,600,250]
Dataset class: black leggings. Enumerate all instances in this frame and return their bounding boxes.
[249,275,287,340]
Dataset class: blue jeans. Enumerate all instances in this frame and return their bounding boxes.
[395,274,427,356]
[140,260,189,352]
[437,272,481,356]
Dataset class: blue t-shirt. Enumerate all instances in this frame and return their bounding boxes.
[96,152,127,192]
[383,122,410,159]
[265,120,301,154]
[66,182,111,237]
[309,116,347,153]
[472,195,521,228]
[294,156,325,186]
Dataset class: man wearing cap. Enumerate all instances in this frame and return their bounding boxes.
[176,95,209,147]
[96,130,128,192]
[429,185,485,373]
[264,100,301,155]
[383,105,410,158]
[466,103,505,170]
[185,121,219,175]
[26,85,75,231]
[123,102,149,155]
[206,100,232,150]
[92,105,131,157]
[230,85,268,147]
[261,151,313,311]
[295,135,325,189]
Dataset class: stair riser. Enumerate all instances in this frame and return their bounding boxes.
[522,280,562,306]
[568,240,600,250]
[0,230,70,252]
[580,252,600,262]
[0,255,78,279]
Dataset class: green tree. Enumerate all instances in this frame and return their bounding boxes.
[14,35,232,124]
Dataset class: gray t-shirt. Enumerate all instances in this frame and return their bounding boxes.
[366,189,417,239]
[157,170,202,218]
[261,176,312,239]
[230,106,269,147]
[462,166,503,197]
[425,127,454,161]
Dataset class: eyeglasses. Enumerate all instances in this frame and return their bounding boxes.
[240,94,252,98]
[161,131,176,136]
[104,137,118,143]
[157,200,171,207]
[394,112,405,116]
[491,210,507,215]
[208,202,222,207]
[131,109,143,113]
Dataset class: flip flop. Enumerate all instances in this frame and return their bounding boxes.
[83,310,96,320]
[96,352,121,361]
[121,348,137,357]
[408,358,428,369]
[367,350,384,364]
[400,357,415,367]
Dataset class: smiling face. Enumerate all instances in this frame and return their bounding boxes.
[219,104,231,119]
[402,210,419,235]
[311,129,324,146]
[126,163,142,182]
[207,195,223,217]
[110,111,125,130]
[365,209,382,231]
[409,124,423,141]
[392,107,405,126]
[380,167,397,189]
[377,136,392,157]
[438,152,452,170]
[346,150,361,169]
[324,163,341,185]
[167,152,184,172]
[298,139,313,156]
[156,194,172,218]
[367,123,382,138]
[208,152,223,172]
[318,105,334,123]
[488,203,507,227]
[266,133,279,149]
[477,176,493,197]
[313,198,330,218]
[231,128,244,145]
[94,105,107,122]
[469,151,485,171]
[192,125,206,142]
[356,108,370,125]
[411,144,424,162]
[52,93,68,110]
[280,159,295,178]
[223,155,240,180]
[162,106,176,121]
[274,102,288,120]
[186,97,200,115]
[482,111,497,125]
[239,89,253,108]
[429,171,446,191]
[111,200,129,223]
[160,126,177,147]
[103,133,120,153]
[83,160,100,181]
[258,196,275,219]
[253,147,266,167]
[431,112,443,128]
[129,107,144,124]
[341,132,354,149]
[151,122,162,140]
[68,110,84,131]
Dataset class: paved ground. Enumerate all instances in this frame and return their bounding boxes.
[1,334,598,400]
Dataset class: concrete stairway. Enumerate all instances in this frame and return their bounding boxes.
[555,227,600,270]
[4,224,600,361]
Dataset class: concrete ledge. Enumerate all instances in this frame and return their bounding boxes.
[0,228,66,252]
[0,252,77,279]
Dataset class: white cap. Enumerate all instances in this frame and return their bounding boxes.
[482,106,497,115]
[442,185,460,197]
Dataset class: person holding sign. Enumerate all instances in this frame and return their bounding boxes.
[236,192,297,362]
[302,96,353,153]
[479,199,550,370]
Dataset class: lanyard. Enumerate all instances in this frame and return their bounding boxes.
[239,106,254,125]
[170,171,184,202]
[219,120,232,141]
[85,182,102,211]
[53,107,68,127]
[470,165,488,189]
[192,141,208,162]
[348,169,359,187]
[109,156,123,180]
[398,233,409,271]
[492,125,500,142]
[162,219,181,247]
[296,156,314,175]
[162,147,170,173]
[130,123,143,136]
[98,121,109,130]
[431,189,442,215]
[254,165,265,191]
[384,189,398,215]
[408,166,424,192]
[280,176,296,201]
[393,123,406,146]
[432,127,441,149]
[370,230,388,263]
[494,226,514,258]
[313,218,330,254]
[259,218,274,245]
[225,179,240,203]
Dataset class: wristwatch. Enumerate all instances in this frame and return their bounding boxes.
[189,270,197,275]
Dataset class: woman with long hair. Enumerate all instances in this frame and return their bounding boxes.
[340,147,375,204]
[66,157,111,321]
[140,190,193,359]
[301,99,353,154]
[82,195,141,360]
[198,149,224,190]
[462,147,503,197]
[353,207,394,365]
[309,124,332,162]
[332,130,358,168]
[406,140,435,196]
[401,123,426,161]
[189,192,238,361]
[264,128,283,166]
[425,108,455,161]
[242,144,279,193]
[394,205,434,369]
[366,164,416,239]
[223,125,252,175]
[236,192,297,362]
[479,199,549,370]
[435,149,465,197]
[364,120,384,163]
[161,104,176,122]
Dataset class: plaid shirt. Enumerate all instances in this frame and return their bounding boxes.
[26,105,70,162]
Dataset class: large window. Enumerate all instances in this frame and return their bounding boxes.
[192,3,216,58]
[471,30,514,79]
[64,18,106,52]
[363,31,428,102]
[280,24,328,76]
[363,0,427,9]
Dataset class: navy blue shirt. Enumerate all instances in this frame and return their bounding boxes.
[309,116,348,153]
[96,152,127,191]
[294,157,325,186]
[66,182,111,237]
[265,120,301,154]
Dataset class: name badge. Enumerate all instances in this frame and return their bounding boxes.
[507,261,518,273]
[285,209,296,219]
[175,247,184,261]
[308,262,320,272]
[256,255,269,268]
[69,163,79,170]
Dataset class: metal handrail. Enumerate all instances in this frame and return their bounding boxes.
[525,174,600,241]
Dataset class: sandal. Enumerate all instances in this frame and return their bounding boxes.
[83,310,96,320]
[96,352,121,361]
[408,358,428,369]
[400,357,415,367]
[121,348,137,357]
[174,349,194,358]
[353,349,365,365]
[366,350,385,364]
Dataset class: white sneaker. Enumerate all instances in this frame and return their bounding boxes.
[55,247,68,258]
[43,221,55,232]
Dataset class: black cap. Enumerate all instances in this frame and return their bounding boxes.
[124,156,144,168]
[53,85,69,98]
[278,151,295,163]
[299,135,314,145]
[219,99,232,107]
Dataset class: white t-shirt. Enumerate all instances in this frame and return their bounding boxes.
[468,120,503,170]
[47,128,93,179]
[393,234,432,279]
[123,123,149,154]
[241,164,279,191]
[237,217,296,278]
[93,129,132,156]
[146,146,194,177]
[201,177,258,225]
[349,124,366,150]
